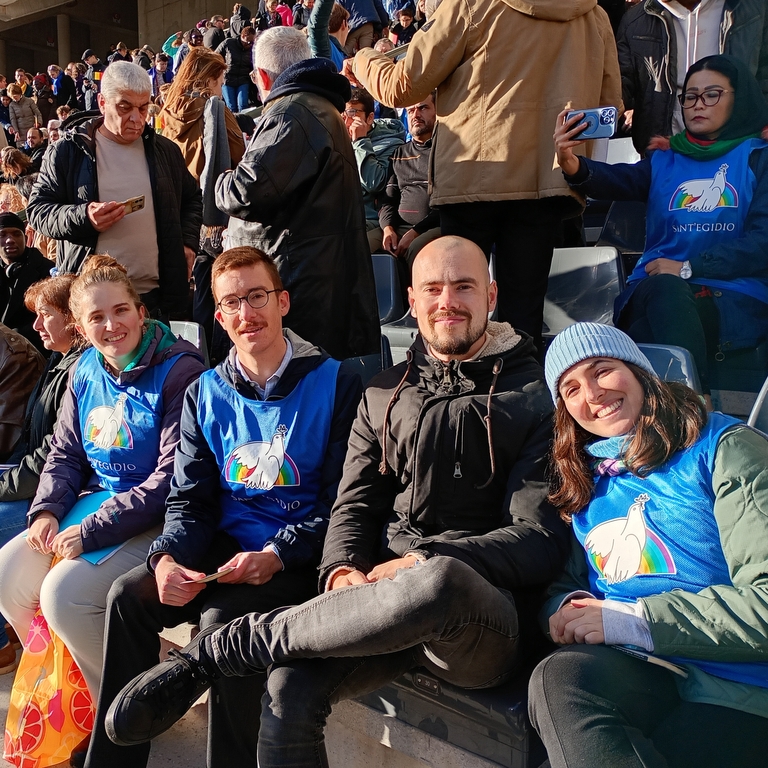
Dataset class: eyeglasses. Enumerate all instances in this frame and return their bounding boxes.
[678,89,734,109]
[217,288,281,314]
[343,108,366,118]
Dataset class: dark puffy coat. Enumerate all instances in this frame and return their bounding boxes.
[0,346,81,501]
[52,72,79,109]
[26,116,202,313]
[215,59,380,360]
[0,246,54,352]
[215,38,254,88]
[617,0,768,155]
[320,324,570,597]
[229,5,253,37]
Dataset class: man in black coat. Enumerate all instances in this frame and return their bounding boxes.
[215,26,256,112]
[0,212,53,352]
[215,27,380,361]
[27,62,202,319]
[82,49,106,111]
[106,237,571,766]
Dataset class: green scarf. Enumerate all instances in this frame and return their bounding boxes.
[99,319,176,374]
[669,130,760,161]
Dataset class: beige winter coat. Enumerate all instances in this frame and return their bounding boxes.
[353,0,622,208]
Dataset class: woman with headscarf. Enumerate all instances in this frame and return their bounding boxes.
[554,55,768,402]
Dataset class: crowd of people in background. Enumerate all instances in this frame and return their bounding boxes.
[0,0,766,767]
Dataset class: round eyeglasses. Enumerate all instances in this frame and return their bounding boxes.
[217,288,281,315]
[678,89,734,109]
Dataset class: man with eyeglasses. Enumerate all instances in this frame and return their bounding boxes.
[343,86,405,251]
[82,245,362,768]
[616,0,767,157]
[27,62,201,320]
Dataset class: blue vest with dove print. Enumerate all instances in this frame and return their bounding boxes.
[72,347,180,492]
[573,412,768,689]
[196,358,339,552]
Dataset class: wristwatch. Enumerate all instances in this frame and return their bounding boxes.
[679,260,692,280]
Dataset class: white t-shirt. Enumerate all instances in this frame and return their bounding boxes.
[95,129,160,295]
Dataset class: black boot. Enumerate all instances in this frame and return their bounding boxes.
[105,623,222,746]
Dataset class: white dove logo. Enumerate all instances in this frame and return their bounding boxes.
[225,425,300,491]
[84,393,133,449]
[585,493,650,584]
[669,163,738,213]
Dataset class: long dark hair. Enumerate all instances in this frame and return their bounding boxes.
[548,364,707,521]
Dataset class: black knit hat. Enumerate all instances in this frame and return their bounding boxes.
[0,212,26,231]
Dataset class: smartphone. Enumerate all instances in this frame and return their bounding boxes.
[181,566,236,585]
[121,194,146,215]
[566,107,618,139]
[384,42,409,61]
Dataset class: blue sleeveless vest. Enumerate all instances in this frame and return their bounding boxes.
[630,140,768,304]
[573,412,768,689]
[196,358,340,552]
[73,347,182,492]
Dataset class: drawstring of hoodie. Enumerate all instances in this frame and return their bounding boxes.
[475,358,503,490]
[379,350,413,475]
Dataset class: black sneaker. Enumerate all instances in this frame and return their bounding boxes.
[105,623,222,746]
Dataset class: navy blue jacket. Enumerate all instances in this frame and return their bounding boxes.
[148,331,363,572]
[567,148,768,350]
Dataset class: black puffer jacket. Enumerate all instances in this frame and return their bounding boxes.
[229,5,253,37]
[216,37,254,88]
[215,59,380,360]
[618,0,768,155]
[320,323,570,595]
[27,116,202,313]
[0,346,81,502]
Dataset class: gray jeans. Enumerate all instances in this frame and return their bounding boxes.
[206,556,520,768]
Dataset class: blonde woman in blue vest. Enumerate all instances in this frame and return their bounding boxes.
[528,322,768,768]
[0,255,205,701]
[555,55,768,403]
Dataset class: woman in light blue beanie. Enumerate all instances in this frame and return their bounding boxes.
[530,321,768,768]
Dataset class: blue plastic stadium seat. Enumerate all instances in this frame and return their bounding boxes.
[372,253,405,324]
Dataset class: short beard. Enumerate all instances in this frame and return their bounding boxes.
[424,310,486,357]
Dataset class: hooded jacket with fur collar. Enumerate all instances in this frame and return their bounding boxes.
[320,322,570,599]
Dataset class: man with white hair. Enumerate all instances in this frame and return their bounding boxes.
[27,62,201,318]
[215,26,379,361]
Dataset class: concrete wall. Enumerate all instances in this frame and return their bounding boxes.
[0,0,138,78]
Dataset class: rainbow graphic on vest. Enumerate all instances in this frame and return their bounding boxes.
[83,394,134,449]
[224,426,301,491]
[585,494,676,584]
[668,163,739,212]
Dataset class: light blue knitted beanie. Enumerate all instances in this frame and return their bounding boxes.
[545,322,656,401]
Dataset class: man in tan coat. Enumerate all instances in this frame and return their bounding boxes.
[345,0,622,355]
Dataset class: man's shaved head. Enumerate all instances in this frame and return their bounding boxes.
[409,236,497,361]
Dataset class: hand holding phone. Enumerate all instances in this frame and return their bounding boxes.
[565,107,618,140]
[121,195,146,215]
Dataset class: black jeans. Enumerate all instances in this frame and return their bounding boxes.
[529,645,768,768]
[440,199,567,358]
[84,533,318,768]
[618,274,719,393]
